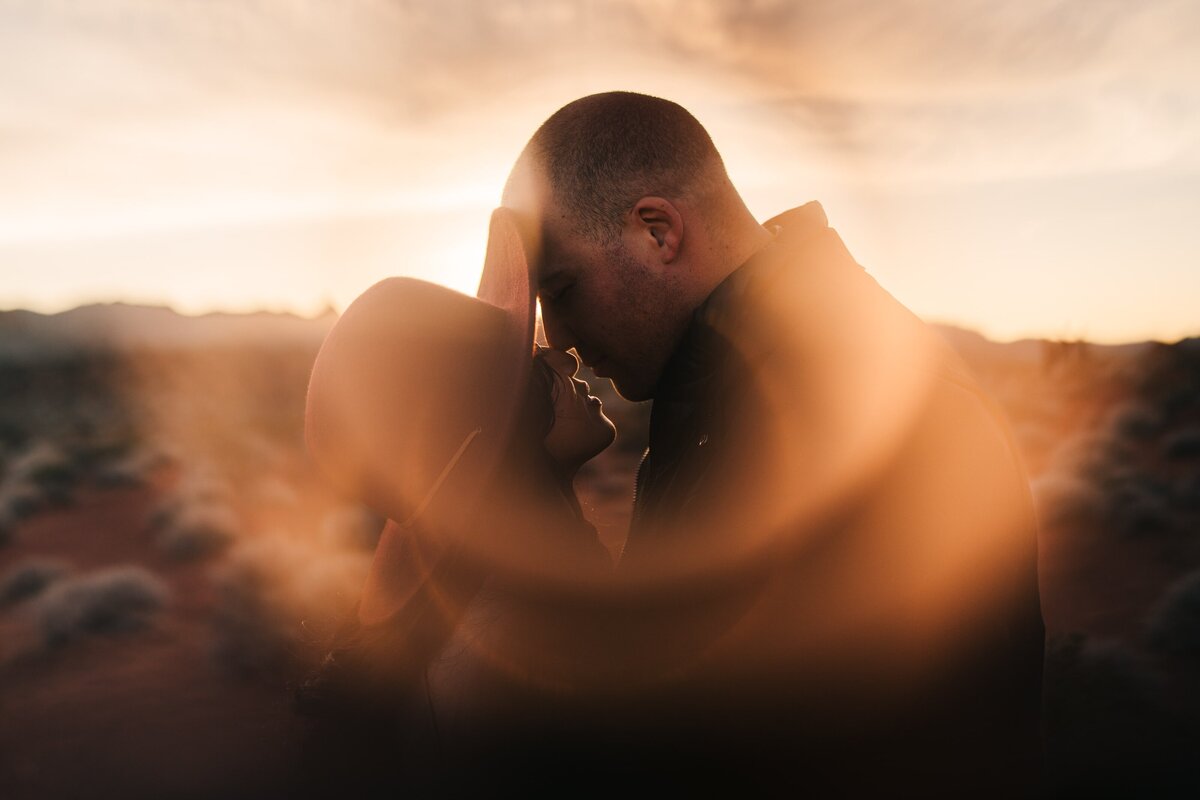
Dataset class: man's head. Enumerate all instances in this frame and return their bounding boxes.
[502,92,769,401]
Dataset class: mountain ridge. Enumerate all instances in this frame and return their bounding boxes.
[0,302,337,360]
[0,301,1185,363]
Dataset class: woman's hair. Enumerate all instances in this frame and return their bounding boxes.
[485,347,598,578]
[502,346,582,505]
[515,346,560,443]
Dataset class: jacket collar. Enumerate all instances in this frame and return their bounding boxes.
[652,201,831,405]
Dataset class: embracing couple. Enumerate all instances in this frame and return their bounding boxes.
[301,93,1045,797]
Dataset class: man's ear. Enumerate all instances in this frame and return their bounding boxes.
[628,197,683,264]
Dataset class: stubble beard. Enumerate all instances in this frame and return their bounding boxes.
[604,242,692,402]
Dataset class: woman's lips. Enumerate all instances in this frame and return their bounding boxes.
[572,376,602,406]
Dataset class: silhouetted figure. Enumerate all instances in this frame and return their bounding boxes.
[298,212,619,795]
[503,92,1046,796]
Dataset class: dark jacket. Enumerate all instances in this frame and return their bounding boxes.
[613,202,1046,796]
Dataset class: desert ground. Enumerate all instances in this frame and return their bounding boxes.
[1,304,1198,797]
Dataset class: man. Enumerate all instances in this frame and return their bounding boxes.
[503,92,1045,795]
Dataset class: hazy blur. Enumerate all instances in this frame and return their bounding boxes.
[2,304,1198,796]
[2,2,1200,796]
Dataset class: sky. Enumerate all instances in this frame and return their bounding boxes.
[1,0,1197,344]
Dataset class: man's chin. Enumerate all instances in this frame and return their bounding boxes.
[608,374,654,403]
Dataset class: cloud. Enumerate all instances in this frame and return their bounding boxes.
[1,0,1197,340]
[2,0,1195,218]
[641,0,1200,99]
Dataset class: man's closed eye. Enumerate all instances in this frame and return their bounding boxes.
[543,284,573,304]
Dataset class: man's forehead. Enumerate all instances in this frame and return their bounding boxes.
[501,150,606,292]
[536,211,605,289]
[533,236,577,290]
[501,150,547,213]
[501,153,557,287]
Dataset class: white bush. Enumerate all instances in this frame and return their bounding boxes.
[35,566,169,647]
[0,558,71,607]
[146,464,241,560]
[157,502,239,561]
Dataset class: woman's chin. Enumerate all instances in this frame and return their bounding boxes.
[593,421,617,457]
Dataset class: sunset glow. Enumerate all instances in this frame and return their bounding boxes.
[2,1,1197,343]
[4,6,1200,795]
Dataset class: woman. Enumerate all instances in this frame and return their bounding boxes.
[297,210,620,793]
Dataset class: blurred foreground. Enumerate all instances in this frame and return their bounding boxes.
[0,304,1198,797]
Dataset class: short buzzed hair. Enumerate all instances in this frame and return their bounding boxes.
[528,92,726,242]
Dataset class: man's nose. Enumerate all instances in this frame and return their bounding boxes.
[539,304,576,353]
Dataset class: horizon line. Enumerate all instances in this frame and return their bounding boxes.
[2,297,1194,348]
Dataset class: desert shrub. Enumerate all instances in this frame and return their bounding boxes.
[6,442,77,487]
[0,418,29,452]
[149,466,234,521]
[1031,472,1105,530]
[94,460,147,489]
[5,443,78,505]
[94,447,167,489]
[35,566,169,647]
[1172,472,1200,512]
[0,558,71,607]
[39,482,74,509]
[0,441,79,517]
[0,479,45,521]
[1163,428,1200,461]
[1146,570,1200,658]
[1043,633,1178,797]
[1037,441,1177,539]
[320,505,384,552]
[147,464,239,560]
[1135,342,1200,422]
[1045,432,1125,487]
[211,554,295,677]
[146,493,182,533]
[56,429,150,486]
[0,505,16,547]
[1106,475,1175,539]
[1045,633,1161,724]
[1107,402,1164,442]
[157,503,238,561]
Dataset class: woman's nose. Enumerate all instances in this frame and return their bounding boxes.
[547,348,580,377]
